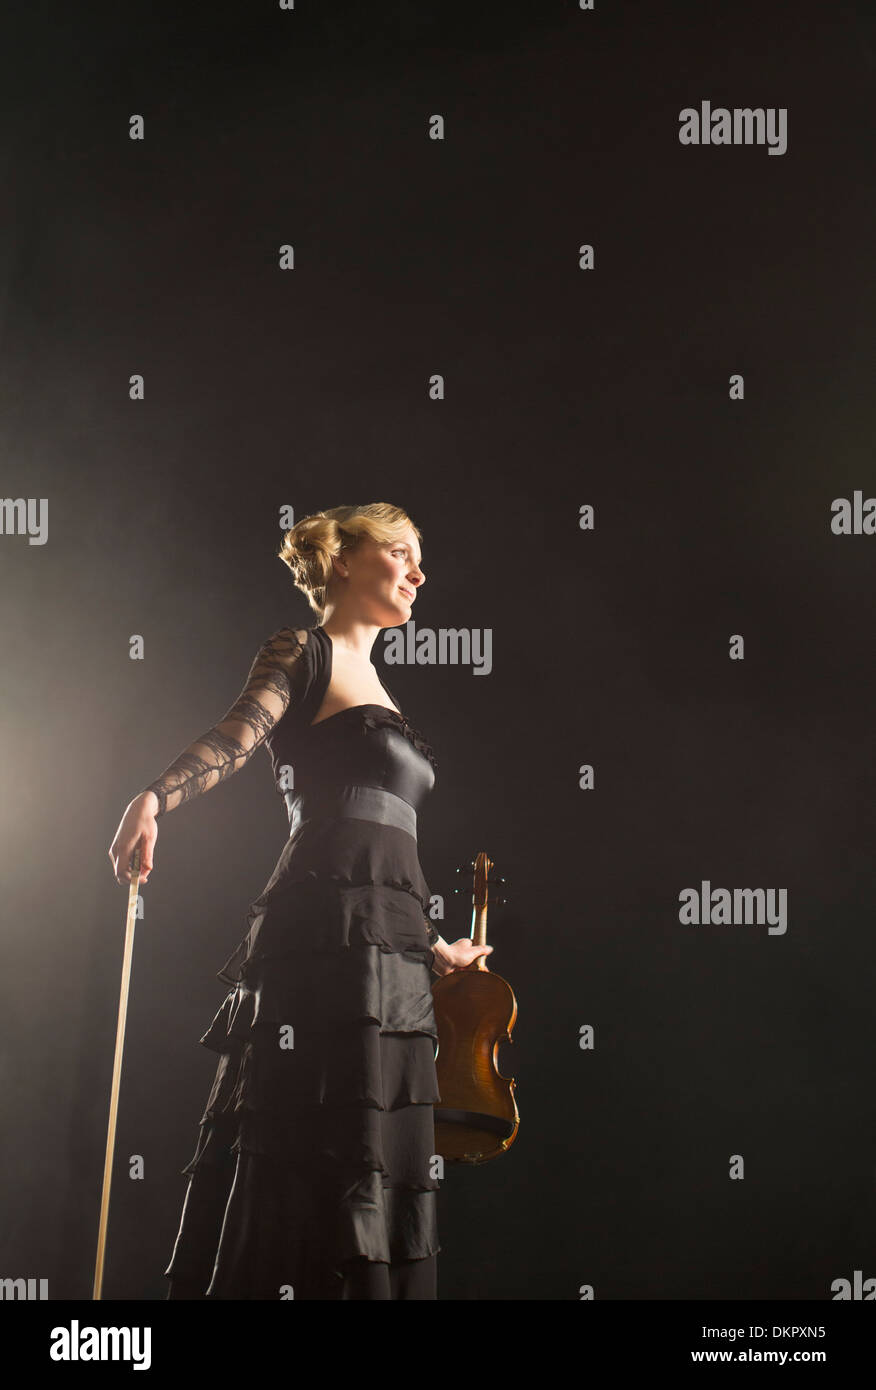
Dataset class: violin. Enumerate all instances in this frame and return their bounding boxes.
[431,851,519,1163]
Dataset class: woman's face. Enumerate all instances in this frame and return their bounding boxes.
[336,528,425,625]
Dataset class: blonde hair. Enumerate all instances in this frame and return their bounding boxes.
[278,502,422,621]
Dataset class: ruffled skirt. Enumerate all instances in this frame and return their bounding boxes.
[164,814,441,1300]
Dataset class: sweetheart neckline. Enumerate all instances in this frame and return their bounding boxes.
[309,702,405,730]
[307,626,403,727]
[304,700,438,773]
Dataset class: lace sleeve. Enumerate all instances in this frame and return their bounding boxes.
[138,627,309,817]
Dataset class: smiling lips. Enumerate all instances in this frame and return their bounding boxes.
[399,587,414,601]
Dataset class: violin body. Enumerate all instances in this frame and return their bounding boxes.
[431,851,519,1163]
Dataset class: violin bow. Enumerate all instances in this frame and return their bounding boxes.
[93,841,142,1299]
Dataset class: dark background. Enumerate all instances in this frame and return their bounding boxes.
[1,0,874,1300]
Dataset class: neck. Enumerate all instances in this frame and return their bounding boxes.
[319,614,382,663]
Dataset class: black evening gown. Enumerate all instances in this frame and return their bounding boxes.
[163,623,441,1300]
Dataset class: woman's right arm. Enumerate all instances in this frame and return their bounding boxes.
[107,627,309,885]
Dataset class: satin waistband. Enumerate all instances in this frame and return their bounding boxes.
[283,784,418,839]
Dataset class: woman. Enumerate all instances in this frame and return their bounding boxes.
[107,502,491,1300]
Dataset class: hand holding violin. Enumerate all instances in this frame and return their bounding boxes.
[431,937,493,976]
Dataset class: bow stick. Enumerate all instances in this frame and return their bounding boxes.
[93,841,142,1299]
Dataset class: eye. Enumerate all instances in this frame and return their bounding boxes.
[392,547,421,569]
